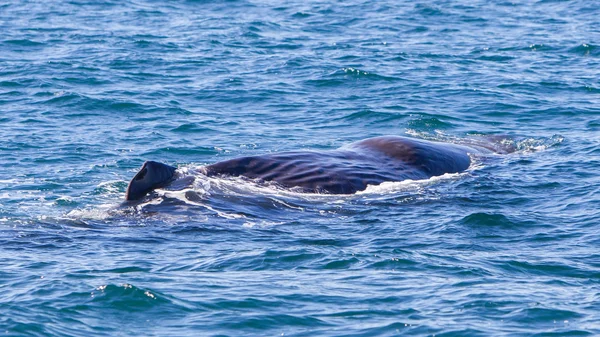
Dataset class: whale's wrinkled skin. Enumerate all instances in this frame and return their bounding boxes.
[124,136,503,201]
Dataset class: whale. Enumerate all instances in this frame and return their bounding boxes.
[125,136,508,201]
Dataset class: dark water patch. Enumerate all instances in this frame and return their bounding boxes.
[16,117,47,125]
[189,249,328,272]
[3,39,45,47]
[568,43,598,57]
[405,26,429,34]
[509,307,583,325]
[256,42,303,51]
[368,257,419,270]
[36,92,84,106]
[142,146,218,157]
[132,33,168,40]
[417,52,457,60]
[304,68,401,88]
[497,260,598,279]
[57,76,114,86]
[297,238,353,247]
[321,257,361,270]
[208,297,284,312]
[171,123,217,134]
[34,91,63,98]
[518,107,589,118]
[459,212,528,230]
[426,328,486,337]
[531,330,594,336]
[92,266,152,274]
[2,320,48,337]
[241,29,261,39]
[0,92,27,103]
[390,53,408,62]
[414,4,445,17]
[0,80,23,87]
[261,249,326,269]
[320,306,419,318]
[339,67,400,81]
[39,94,159,114]
[528,44,555,52]
[465,102,524,117]
[166,223,258,236]
[408,116,455,130]
[580,85,600,93]
[497,44,554,53]
[586,120,600,130]
[222,314,331,330]
[338,109,407,123]
[475,54,515,62]
[292,11,312,19]
[284,56,312,67]
[324,320,421,336]
[87,284,175,311]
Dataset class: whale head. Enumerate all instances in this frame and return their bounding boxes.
[125,161,177,201]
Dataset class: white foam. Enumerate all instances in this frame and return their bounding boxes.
[155,188,246,220]
[242,220,284,228]
[95,180,124,193]
[65,205,113,221]
[357,172,465,195]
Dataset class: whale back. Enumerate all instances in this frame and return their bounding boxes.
[124,136,484,198]
[205,136,474,194]
[125,161,177,200]
[349,136,472,176]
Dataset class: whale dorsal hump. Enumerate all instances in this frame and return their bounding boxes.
[125,161,176,201]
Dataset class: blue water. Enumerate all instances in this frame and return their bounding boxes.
[1,0,599,336]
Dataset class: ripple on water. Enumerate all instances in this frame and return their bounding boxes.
[496,260,600,279]
[408,115,456,130]
[3,39,45,47]
[89,284,170,310]
[304,67,401,88]
[568,43,598,57]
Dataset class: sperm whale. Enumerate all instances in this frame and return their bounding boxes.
[125,136,501,201]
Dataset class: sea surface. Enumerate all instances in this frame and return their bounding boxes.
[1,0,599,336]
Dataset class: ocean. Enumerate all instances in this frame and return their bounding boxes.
[1,0,599,336]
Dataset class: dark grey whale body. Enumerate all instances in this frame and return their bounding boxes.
[125,136,496,201]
